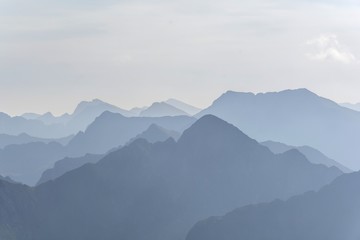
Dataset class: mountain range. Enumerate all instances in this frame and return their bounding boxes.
[0,133,73,149]
[261,140,351,173]
[37,124,180,185]
[37,153,104,185]
[0,115,342,240]
[0,113,193,185]
[186,170,360,240]
[139,102,189,117]
[66,112,194,156]
[198,88,360,170]
[0,98,200,140]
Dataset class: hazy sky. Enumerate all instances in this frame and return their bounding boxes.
[1,0,360,115]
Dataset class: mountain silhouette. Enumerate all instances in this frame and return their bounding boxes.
[37,154,103,185]
[140,102,189,117]
[0,113,193,186]
[0,175,16,184]
[128,124,180,144]
[66,112,194,156]
[129,106,148,116]
[186,170,360,240]
[197,88,360,170]
[0,133,73,149]
[0,142,66,185]
[262,140,351,173]
[0,115,341,240]
[38,125,180,185]
[16,99,134,138]
[66,99,133,131]
[0,112,66,138]
[165,99,202,115]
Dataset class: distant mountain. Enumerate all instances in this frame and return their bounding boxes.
[39,112,71,125]
[140,102,189,117]
[22,112,71,125]
[37,154,103,185]
[0,133,73,149]
[0,113,193,186]
[197,88,360,170]
[186,171,360,240]
[165,99,202,115]
[262,140,351,173]
[37,122,183,185]
[128,124,180,144]
[340,102,360,112]
[0,142,66,185]
[0,175,16,184]
[67,99,133,131]
[129,106,147,116]
[0,112,66,138]
[21,112,42,119]
[17,99,134,138]
[66,112,194,156]
[0,115,341,240]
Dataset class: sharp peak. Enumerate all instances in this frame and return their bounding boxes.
[281,148,303,156]
[196,114,227,123]
[180,114,245,138]
[97,110,125,118]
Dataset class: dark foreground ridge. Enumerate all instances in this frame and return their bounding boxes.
[0,115,341,240]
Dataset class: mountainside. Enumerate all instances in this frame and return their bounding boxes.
[0,175,17,184]
[38,124,180,186]
[0,113,193,186]
[0,113,66,138]
[0,133,73,149]
[0,181,35,239]
[140,102,189,117]
[65,99,133,132]
[341,102,360,112]
[262,140,351,173]
[128,124,181,144]
[37,154,103,185]
[197,89,360,170]
[186,171,360,240]
[15,99,133,138]
[0,142,66,185]
[165,99,202,115]
[66,112,194,156]
[0,115,342,240]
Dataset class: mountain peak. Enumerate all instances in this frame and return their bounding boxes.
[274,88,318,97]
[140,102,189,117]
[178,115,257,149]
[71,99,131,118]
[180,114,240,133]
[73,99,110,115]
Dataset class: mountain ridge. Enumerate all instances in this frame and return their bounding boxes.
[0,114,341,240]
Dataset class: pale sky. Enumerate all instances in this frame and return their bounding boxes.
[1,0,360,115]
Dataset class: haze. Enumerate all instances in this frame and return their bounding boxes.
[1,0,360,115]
